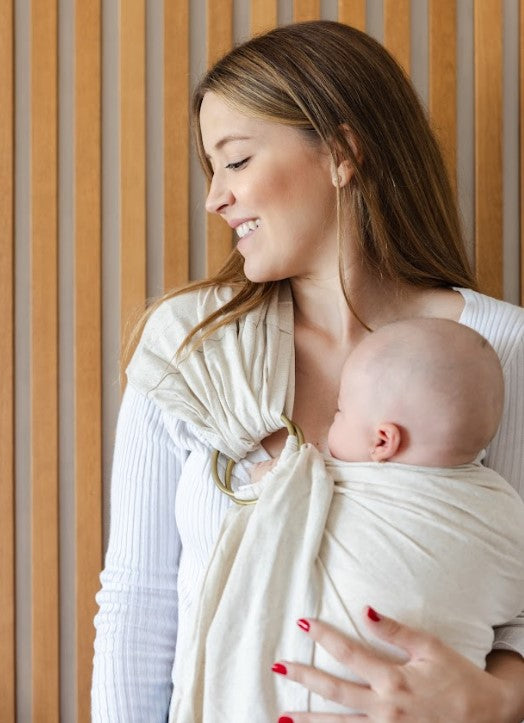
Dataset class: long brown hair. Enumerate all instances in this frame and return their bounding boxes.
[122,20,476,376]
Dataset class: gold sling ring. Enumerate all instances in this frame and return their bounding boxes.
[210,414,305,506]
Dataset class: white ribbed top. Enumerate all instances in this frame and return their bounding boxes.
[92,288,524,721]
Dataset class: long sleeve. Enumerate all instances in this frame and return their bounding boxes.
[483,313,524,656]
[92,383,187,721]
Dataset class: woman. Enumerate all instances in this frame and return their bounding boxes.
[92,21,524,721]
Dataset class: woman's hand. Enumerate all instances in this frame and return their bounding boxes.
[272,608,524,722]
[250,458,278,483]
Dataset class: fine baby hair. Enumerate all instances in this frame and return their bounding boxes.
[328,317,504,467]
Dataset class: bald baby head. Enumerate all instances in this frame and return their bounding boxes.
[328,318,504,466]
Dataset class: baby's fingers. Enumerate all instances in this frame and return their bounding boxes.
[272,660,373,713]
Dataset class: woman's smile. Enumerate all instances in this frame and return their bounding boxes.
[200,91,339,283]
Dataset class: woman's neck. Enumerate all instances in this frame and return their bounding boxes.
[289,269,414,344]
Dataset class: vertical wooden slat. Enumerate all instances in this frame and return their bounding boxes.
[384,0,410,75]
[294,0,321,22]
[251,0,278,35]
[121,0,146,342]
[338,0,366,30]
[31,0,60,719]
[474,0,503,298]
[206,0,233,276]
[429,0,457,193]
[75,1,102,720]
[164,0,189,290]
[521,0,524,306]
[0,1,15,719]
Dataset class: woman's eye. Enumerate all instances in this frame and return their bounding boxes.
[226,158,249,170]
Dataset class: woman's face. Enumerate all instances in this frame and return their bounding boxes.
[199,92,340,283]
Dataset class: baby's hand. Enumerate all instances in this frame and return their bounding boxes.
[250,458,278,483]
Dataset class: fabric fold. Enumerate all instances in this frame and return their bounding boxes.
[170,447,524,721]
[127,283,295,462]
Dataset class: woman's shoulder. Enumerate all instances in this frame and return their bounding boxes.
[125,284,238,391]
[143,284,237,340]
[125,280,293,397]
[457,288,524,366]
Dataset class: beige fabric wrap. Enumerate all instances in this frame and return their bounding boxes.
[127,284,524,723]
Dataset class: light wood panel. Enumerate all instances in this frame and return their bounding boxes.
[474,0,503,298]
[4,3,523,721]
[206,0,234,276]
[338,0,366,30]
[121,0,146,347]
[521,0,524,306]
[31,0,60,719]
[0,1,15,719]
[165,0,189,290]
[252,0,278,35]
[429,0,456,193]
[384,0,410,74]
[75,1,102,720]
[294,0,321,22]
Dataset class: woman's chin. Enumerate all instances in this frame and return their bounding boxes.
[242,262,286,285]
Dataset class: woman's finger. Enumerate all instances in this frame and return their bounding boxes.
[362,606,443,661]
[278,715,366,722]
[295,617,402,688]
[272,660,374,712]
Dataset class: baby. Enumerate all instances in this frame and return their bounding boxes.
[254,316,504,476]
[173,319,524,721]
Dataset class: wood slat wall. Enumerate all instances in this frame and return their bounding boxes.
[0,1,15,720]
[164,0,189,290]
[384,0,410,74]
[74,1,102,721]
[338,0,366,30]
[429,0,457,193]
[5,3,523,719]
[120,0,147,349]
[206,0,234,276]
[252,0,278,35]
[475,0,503,298]
[31,1,60,720]
[294,0,321,21]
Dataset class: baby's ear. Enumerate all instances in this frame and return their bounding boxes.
[369,423,401,462]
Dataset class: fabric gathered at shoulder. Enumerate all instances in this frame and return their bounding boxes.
[126,282,295,461]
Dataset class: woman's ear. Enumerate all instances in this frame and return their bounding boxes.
[331,125,363,188]
[331,159,353,188]
[369,423,401,462]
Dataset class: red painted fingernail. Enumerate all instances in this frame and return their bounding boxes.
[367,606,381,622]
[297,618,310,632]
[272,663,287,675]
[278,718,294,723]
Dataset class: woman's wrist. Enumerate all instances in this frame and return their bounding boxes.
[486,649,524,722]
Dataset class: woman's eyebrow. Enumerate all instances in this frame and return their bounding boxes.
[205,135,252,158]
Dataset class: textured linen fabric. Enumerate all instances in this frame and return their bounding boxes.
[125,282,295,461]
[92,286,524,722]
[169,442,524,722]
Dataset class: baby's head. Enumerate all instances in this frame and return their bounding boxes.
[327,318,504,467]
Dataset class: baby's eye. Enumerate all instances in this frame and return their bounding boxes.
[226,158,249,170]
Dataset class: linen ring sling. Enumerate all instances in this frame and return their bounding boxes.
[126,283,524,722]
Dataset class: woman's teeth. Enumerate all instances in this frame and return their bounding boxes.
[236,219,260,239]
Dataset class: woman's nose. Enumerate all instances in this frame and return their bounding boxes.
[205,173,234,215]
